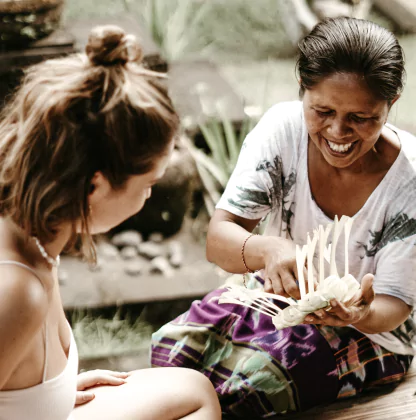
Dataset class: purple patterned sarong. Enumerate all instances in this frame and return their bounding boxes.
[151,281,412,418]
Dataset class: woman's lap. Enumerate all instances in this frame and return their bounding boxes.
[151,281,412,417]
[72,367,215,420]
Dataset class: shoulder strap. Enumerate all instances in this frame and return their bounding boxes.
[0,260,43,282]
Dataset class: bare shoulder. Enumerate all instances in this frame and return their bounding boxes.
[0,264,48,331]
[0,265,49,387]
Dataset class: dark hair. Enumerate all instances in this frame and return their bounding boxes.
[297,17,405,102]
[0,25,179,262]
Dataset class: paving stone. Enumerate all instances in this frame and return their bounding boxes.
[148,232,164,243]
[168,240,183,268]
[124,260,144,276]
[120,246,138,260]
[150,256,175,278]
[111,230,143,249]
[138,241,165,259]
[97,242,119,260]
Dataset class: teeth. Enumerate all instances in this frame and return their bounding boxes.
[326,139,353,153]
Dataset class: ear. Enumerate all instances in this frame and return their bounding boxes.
[389,95,400,109]
[88,171,112,204]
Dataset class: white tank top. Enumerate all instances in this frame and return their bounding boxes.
[0,261,78,420]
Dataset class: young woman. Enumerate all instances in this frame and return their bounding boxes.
[151,17,416,417]
[0,25,221,420]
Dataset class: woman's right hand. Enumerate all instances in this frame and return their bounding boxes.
[262,237,307,299]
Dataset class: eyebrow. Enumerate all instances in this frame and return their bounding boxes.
[312,105,378,116]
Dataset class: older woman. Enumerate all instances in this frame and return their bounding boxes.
[151,17,416,418]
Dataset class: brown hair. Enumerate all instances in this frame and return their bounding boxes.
[0,25,179,262]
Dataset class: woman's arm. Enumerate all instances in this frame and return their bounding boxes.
[0,271,47,389]
[306,274,411,334]
[352,294,411,334]
[206,209,265,273]
[207,209,305,298]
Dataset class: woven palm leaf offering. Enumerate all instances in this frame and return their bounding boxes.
[219,215,361,330]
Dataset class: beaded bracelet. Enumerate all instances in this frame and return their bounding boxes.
[241,233,257,286]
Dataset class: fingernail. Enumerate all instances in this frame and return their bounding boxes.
[331,300,337,307]
[306,317,314,322]
[84,392,95,400]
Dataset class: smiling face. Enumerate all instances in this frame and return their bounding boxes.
[303,73,393,170]
[87,141,174,235]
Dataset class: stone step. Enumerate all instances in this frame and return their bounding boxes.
[60,223,227,310]
[0,27,75,75]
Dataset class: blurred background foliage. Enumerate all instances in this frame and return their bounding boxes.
[64,0,416,134]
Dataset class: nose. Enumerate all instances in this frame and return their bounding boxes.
[327,117,352,139]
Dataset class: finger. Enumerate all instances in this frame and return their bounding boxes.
[264,277,273,293]
[102,371,130,379]
[90,374,127,386]
[78,373,126,390]
[326,300,353,322]
[280,270,301,300]
[88,369,129,377]
[303,314,319,324]
[75,391,95,406]
[269,274,290,297]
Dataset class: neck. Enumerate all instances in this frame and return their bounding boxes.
[0,217,72,267]
[36,224,72,261]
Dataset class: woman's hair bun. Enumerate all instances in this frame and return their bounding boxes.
[86,25,143,66]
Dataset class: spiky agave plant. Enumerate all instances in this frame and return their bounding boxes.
[219,215,361,329]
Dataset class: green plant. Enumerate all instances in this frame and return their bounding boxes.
[185,113,258,216]
[71,309,153,359]
[129,0,213,61]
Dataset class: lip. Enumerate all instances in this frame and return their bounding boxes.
[321,135,358,157]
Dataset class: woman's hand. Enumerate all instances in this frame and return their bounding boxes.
[304,274,375,327]
[75,369,130,406]
[263,237,312,299]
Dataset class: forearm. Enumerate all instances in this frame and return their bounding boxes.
[352,294,411,334]
[206,213,288,273]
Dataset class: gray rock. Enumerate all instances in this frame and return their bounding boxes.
[97,242,119,260]
[120,246,138,260]
[58,269,69,285]
[124,260,144,276]
[150,256,175,278]
[168,240,183,268]
[148,232,164,243]
[138,242,165,259]
[111,230,143,248]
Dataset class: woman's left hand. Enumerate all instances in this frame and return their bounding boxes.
[304,274,375,327]
[75,369,130,406]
